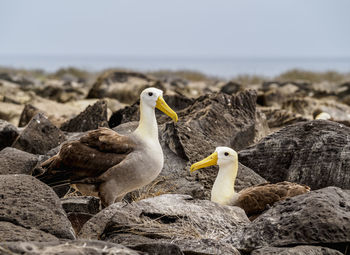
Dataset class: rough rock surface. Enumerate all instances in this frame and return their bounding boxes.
[12,113,66,154]
[239,120,350,189]
[18,104,41,127]
[260,107,309,129]
[0,222,58,242]
[0,147,39,175]
[0,120,19,150]
[79,194,247,254]
[60,99,109,132]
[0,240,140,255]
[0,174,75,241]
[233,187,350,254]
[220,81,242,95]
[251,245,344,255]
[282,96,350,122]
[61,196,101,234]
[87,70,164,104]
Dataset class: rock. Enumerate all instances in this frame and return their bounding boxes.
[0,174,75,241]
[0,120,19,150]
[0,240,141,255]
[60,100,109,132]
[220,81,242,95]
[251,245,344,255]
[239,120,350,190]
[163,90,269,161]
[260,107,310,129]
[33,80,87,103]
[0,72,37,87]
[18,104,41,127]
[12,113,66,154]
[61,196,101,234]
[282,97,350,122]
[79,194,248,254]
[87,70,164,104]
[233,187,350,254]
[0,222,58,242]
[0,147,39,175]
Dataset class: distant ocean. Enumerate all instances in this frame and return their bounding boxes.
[0,55,349,78]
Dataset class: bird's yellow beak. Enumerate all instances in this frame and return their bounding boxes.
[156,96,178,122]
[190,152,218,173]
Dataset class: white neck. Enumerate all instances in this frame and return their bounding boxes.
[134,101,159,141]
[211,160,238,205]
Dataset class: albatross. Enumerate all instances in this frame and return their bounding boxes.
[36,87,178,207]
[190,147,310,218]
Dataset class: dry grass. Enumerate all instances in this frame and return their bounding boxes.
[129,176,178,202]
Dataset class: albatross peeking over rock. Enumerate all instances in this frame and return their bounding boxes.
[35,87,178,207]
[190,147,310,219]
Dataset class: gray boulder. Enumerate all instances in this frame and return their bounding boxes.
[0,240,140,255]
[0,147,39,175]
[60,99,109,132]
[0,174,75,241]
[233,187,350,254]
[251,245,344,255]
[12,113,66,154]
[87,70,164,104]
[79,194,247,254]
[0,120,19,150]
[239,120,350,189]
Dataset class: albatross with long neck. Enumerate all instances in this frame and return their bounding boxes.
[37,87,178,207]
[190,147,310,218]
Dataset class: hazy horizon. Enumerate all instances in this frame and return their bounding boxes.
[1,0,350,76]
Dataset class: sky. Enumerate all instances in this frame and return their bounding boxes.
[1,0,350,59]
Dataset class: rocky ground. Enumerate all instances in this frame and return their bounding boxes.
[0,67,350,254]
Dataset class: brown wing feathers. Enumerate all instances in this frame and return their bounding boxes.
[36,128,136,186]
[237,181,310,217]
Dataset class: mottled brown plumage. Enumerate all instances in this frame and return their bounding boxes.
[38,127,136,186]
[236,181,310,218]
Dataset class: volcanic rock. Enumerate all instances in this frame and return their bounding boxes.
[87,70,164,104]
[79,194,247,254]
[60,99,109,132]
[0,120,19,150]
[233,187,350,254]
[260,107,309,129]
[0,147,39,175]
[220,81,242,95]
[0,174,75,241]
[12,113,66,154]
[239,120,350,189]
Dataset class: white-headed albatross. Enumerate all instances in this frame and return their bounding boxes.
[36,87,178,207]
[190,147,310,219]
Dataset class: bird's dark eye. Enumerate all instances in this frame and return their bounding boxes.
[148,92,153,96]
[224,152,229,156]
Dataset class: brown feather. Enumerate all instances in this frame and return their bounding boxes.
[37,128,137,186]
[236,181,310,217]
